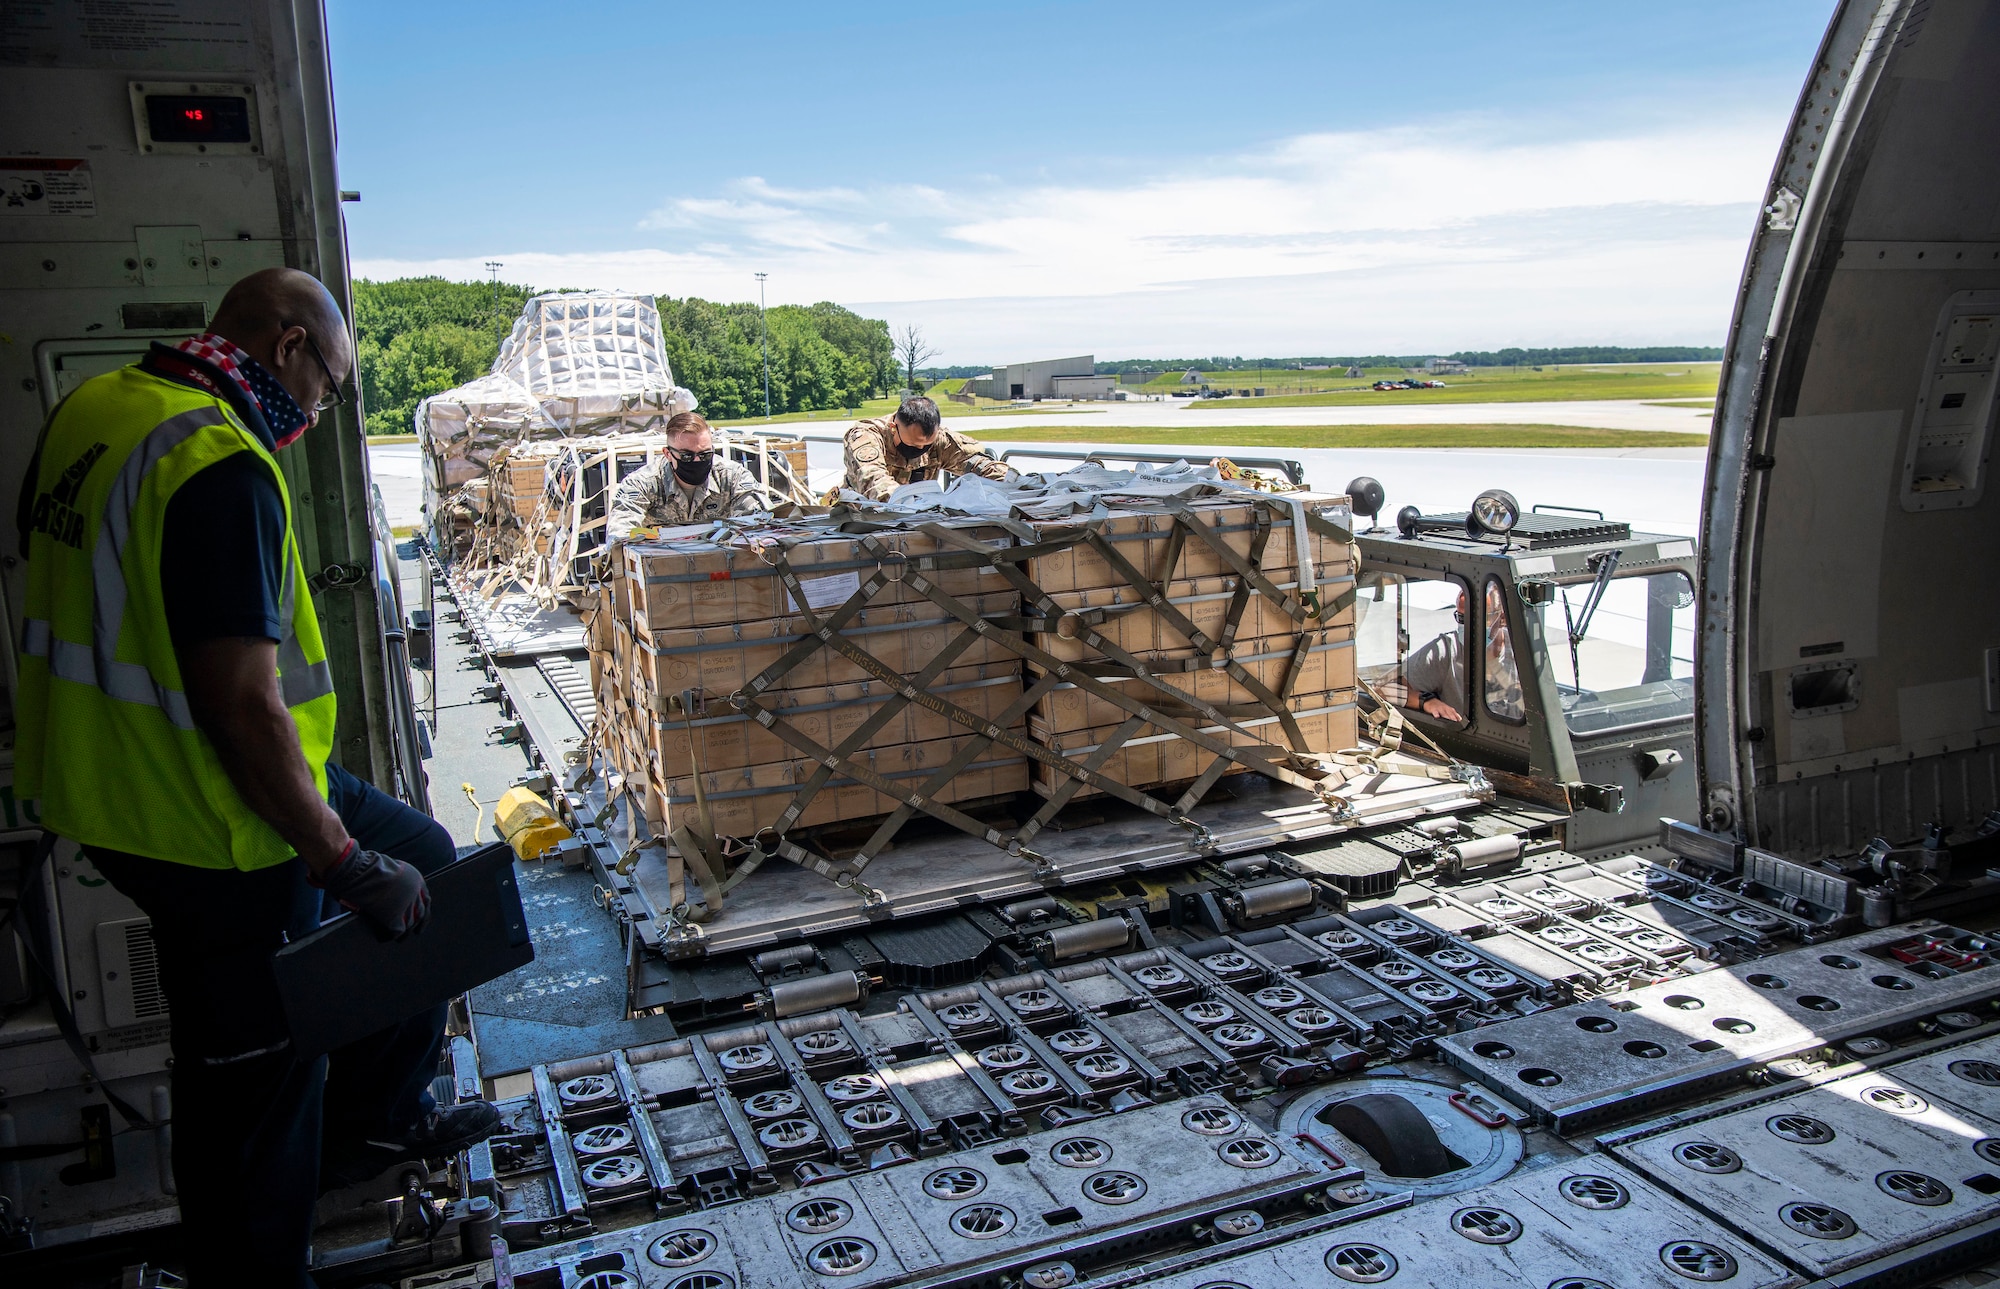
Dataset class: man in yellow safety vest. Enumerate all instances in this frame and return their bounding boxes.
[15,268,500,1286]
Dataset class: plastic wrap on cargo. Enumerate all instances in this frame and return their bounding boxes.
[416,291,698,498]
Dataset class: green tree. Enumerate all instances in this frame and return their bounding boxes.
[353,278,898,432]
[356,323,500,436]
[353,276,535,434]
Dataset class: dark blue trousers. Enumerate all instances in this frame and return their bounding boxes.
[89,762,455,1288]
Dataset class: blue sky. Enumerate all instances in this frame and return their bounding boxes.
[330,1,1837,362]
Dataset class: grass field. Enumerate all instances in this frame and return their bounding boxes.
[1180,363,1720,409]
[982,423,1709,450]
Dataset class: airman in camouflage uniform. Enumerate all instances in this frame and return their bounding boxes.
[843,396,1009,502]
[607,412,766,540]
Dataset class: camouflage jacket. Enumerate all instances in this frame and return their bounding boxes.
[607,457,764,539]
[842,416,1008,502]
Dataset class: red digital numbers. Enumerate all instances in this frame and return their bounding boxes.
[184,109,204,121]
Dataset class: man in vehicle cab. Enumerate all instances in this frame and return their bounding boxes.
[843,395,1010,501]
[607,411,765,538]
[15,267,500,1285]
[1404,582,1523,723]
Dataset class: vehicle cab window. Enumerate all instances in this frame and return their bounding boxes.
[1356,571,1470,725]
[1547,567,1696,734]
[1483,577,1525,724]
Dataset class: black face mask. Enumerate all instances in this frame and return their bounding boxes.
[895,440,930,460]
[672,454,714,486]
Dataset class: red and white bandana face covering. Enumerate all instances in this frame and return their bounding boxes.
[173,333,313,448]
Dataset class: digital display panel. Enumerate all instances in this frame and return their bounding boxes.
[143,95,252,145]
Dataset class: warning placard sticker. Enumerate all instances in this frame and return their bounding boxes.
[0,158,95,217]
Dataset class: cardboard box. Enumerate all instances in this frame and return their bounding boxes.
[1028,694,1358,798]
[1034,571,1354,662]
[1028,628,1356,735]
[624,524,1014,634]
[1025,494,1351,594]
[635,591,1020,698]
[647,661,1024,773]
[658,740,1029,836]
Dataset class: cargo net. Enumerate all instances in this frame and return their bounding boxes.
[580,465,1456,920]
[416,292,818,600]
[455,430,816,607]
[420,294,700,499]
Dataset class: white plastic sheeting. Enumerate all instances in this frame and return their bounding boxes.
[416,291,699,492]
[494,292,678,395]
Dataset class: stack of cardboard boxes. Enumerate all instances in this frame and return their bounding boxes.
[584,488,1357,864]
[1019,496,1357,798]
[595,519,1030,840]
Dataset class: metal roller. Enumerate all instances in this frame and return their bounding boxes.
[1444,835,1523,872]
[1232,878,1315,919]
[762,971,864,1019]
[752,943,819,976]
[1003,896,1065,924]
[1040,918,1134,961]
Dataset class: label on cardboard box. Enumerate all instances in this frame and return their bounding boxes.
[795,570,861,611]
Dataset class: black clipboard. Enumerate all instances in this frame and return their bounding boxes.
[272,841,534,1056]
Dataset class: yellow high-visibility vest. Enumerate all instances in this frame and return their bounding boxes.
[16,363,336,870]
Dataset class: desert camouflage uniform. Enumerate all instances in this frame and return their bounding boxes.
[607,458,764,539]
[843,415,1008,502]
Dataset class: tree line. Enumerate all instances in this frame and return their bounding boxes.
[352,276,897,436]
[1087,345,1723,375]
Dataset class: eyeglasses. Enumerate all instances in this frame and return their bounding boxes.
[285,322,348,414]
[668,447,718,463]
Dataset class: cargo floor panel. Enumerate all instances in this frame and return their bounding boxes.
[1609,1059,2000,1279]
[1124,1155,1795,1289]
[492,1095,1330,1288]
[1436,922,2000,1131]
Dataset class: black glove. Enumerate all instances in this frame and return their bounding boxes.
[314,843,431,939]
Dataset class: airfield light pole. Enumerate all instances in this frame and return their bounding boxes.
[485,260,503,314]
[756,272,770,419]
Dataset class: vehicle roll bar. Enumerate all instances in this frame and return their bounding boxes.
[994,446,1308,487]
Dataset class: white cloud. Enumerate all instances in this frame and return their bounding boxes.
[354,117,1783,361]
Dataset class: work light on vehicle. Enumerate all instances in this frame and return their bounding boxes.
[1468,489,1520,536]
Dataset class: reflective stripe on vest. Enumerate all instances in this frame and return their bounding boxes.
[19,403,336,725]
[15,364,338,870]
[19,616,196,729]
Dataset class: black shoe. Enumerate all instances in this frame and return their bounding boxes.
[369,1100,504,1158]
[321,1101,503,1193]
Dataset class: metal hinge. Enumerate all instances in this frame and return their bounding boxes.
[307,561,368,594]
[1566,781,1627,815]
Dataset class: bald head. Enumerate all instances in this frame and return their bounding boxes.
[208,268,352,428]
